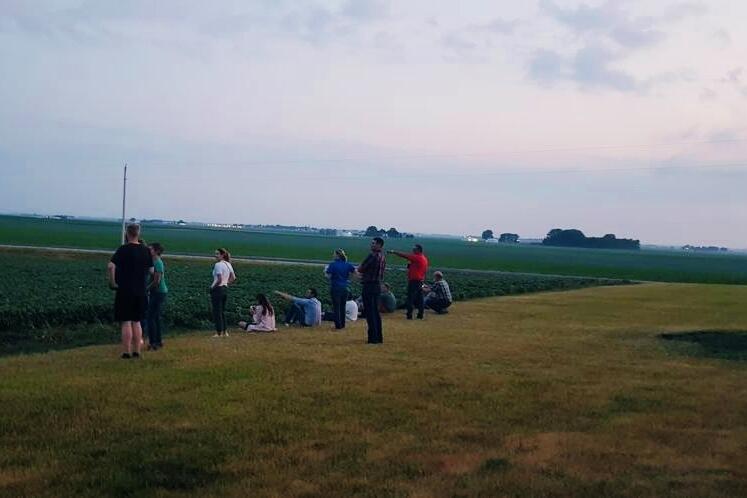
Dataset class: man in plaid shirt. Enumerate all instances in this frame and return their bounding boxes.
[424,271,452,314]
[357,237,386,343]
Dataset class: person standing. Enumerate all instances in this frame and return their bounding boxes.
[108,224,154,359]
[325,249,356,330]
[388,244,428,320]
[210,248,236,337]
[357,237,386,344]
[145,242,168,350]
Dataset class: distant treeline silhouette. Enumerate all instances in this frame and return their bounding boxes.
[542,229,640,250]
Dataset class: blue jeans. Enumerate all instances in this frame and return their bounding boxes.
[285,302,306,326]
[330,287,348,329]
[147,291,167,346]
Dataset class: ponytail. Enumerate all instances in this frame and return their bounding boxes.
[217,247,231,262]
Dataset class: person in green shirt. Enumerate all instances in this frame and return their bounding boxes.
[378,283,397,313]
[355,283,397,316]
[146,242,168,350]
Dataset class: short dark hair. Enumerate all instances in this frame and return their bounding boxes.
[150,242,164,255]
[126,223,140,239]
[308,288,318,298]
[373,237,385,247]
[414,244,423,253]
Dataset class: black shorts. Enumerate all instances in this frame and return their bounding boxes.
[114,291,147,322]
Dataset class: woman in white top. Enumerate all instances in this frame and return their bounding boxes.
[238,293,276,332]
[210,247,236,337]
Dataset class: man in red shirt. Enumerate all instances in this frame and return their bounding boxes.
[388,244,429,320]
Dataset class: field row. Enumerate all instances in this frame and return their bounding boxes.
[0,249,628,333]
[2,216,747,283]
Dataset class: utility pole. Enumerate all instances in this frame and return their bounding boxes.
[120,163,127,244]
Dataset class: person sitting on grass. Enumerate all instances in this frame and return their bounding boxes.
[356,283,397,316]
[423,271,452,314]
[238,293,276,332]
[274,288,322,327]
[379,283,397,313]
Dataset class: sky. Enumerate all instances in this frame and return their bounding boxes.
[1,0,746,246]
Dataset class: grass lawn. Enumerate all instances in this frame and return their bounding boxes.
[1,284,746,497]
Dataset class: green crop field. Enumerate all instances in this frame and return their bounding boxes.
[2,215,747,283]
[2,283,746,497]
[0,248,625,354]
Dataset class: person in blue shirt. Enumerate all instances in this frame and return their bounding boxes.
[324,249,356,330]
[274,289,322,327]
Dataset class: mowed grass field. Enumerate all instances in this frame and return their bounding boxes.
[2,283,746,497]
[2,215,747,284]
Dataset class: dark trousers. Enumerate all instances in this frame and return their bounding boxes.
[362,282,383,343]
[330,287,348,329]
[406,280,425,319]
[147,291,167,346]
[210,286,228,332]
[425,296,451,313]
[285,302,305,326]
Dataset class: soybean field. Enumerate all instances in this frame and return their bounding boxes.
[0,248,628,353]
[2,216,747,283]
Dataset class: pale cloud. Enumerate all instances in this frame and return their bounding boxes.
[529,1,707,92]
[0,0,746,246]
[439,17,517,62]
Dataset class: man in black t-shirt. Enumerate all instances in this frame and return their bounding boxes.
[108,224,154,359]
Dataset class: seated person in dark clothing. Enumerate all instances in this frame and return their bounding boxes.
[379,283,397,313]
[357,283,397,315]
[423,271,452,314]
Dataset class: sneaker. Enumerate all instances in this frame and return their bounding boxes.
[132,352,140,359]
[224,331,230,338]
[212,333,221,338]
[121,353,131,359]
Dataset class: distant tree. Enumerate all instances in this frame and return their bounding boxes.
[482,229,494,240]
[543,228,639,250]
[404,233,415,239]
[365,226,379,237]
[129,217,137,223]
[387,227,401,239]
[543,229,586,246]
[498,233,519,243]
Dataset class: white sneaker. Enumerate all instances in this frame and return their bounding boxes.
[212,333,220,338]
[224,331,230,338]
